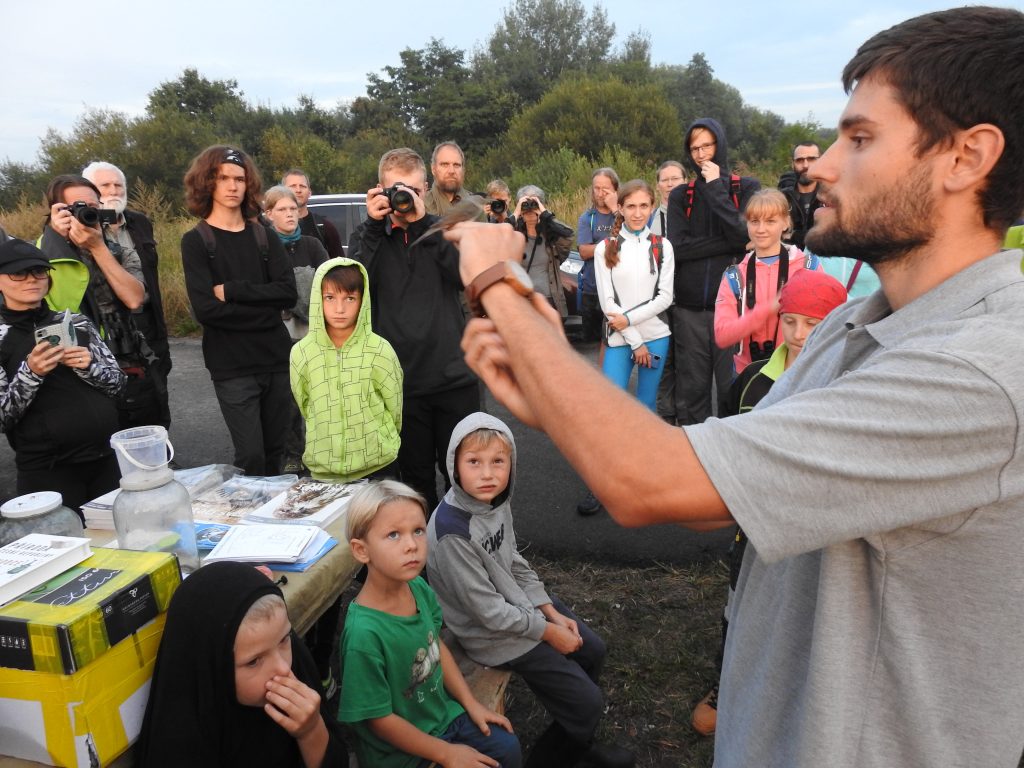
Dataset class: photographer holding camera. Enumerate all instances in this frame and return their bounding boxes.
[484,179,513,224]
[512,185,574,319]
[83,161,173,429]
[38,174,166,430]
[349,148,478,511]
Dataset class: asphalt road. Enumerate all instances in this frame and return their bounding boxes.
[0,338,730,565]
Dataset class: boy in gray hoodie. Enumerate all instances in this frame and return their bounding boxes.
[427,413,634,768]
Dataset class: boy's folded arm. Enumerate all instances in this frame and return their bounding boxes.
[367,713,452,765]
[509,551,550,607]
[436,538,547,640]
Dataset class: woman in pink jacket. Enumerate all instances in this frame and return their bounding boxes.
[713,188,822,374]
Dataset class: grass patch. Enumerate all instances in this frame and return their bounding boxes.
[504,553,726,767]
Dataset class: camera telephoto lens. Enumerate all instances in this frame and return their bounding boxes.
[390,188,415,214]
[490,199,507,215]
[69,202,100,227]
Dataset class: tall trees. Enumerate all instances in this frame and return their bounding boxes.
[500,76,682,169]
[1,0,824,211]
[365,39,518,157]
[146,69,245,120]
[480,0,615,105]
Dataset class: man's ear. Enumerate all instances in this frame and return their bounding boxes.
[349,538,370,565]
[944,123,1005,194]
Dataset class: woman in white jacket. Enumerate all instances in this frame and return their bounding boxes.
[593,180,675,411]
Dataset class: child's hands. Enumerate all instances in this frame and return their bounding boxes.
[547,610,580,637]
[264,671,323,739]
[441,743,500,768]
[606,312,628,332]
[543,622,583,654]
[464,700,515,738]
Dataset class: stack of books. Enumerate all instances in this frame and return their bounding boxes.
[0,533,92,607]
[82,472,362,572]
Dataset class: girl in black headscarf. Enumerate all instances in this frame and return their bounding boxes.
[136,562,348,768]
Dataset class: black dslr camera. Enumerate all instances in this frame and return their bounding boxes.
[378,184,416,214]
[489,198,507,216]
[520,198,540,213]
[67,201,117,227]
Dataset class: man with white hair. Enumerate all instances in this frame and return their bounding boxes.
[82,161,171,427]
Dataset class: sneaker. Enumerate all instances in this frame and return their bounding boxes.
[321,670,338,701]
[576,489,603,517]
[691,684,718,736]
[578,742,636,768]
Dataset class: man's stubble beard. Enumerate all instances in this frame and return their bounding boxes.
[805,163,934,266]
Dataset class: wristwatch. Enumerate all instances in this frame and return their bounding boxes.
[465,261,534,317]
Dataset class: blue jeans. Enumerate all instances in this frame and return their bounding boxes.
[419,712,522,768]
[601,335,671,411]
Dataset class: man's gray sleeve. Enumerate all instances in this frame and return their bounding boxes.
[685,348,1017,562]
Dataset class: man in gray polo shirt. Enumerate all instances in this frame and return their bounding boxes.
[445,6,1024,766]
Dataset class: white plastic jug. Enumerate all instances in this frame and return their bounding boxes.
[109,426,173,489]
[109,426,199,574]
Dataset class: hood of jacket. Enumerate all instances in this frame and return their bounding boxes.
[444,411,516,514]
[307,256,372,349]
[685,117,730,176]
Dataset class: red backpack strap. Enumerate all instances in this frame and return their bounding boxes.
[687,176,741,216]
[647,233,663,268]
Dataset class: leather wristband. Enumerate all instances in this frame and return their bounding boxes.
[464,261,534,317]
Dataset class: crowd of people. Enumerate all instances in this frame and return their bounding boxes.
[1,5,1023,767]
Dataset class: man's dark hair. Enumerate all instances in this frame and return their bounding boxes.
[792,141,818,156]
[45,175,100,209]
[183,145,263,219]
[842,6,1024,232]
[322,264,364,295]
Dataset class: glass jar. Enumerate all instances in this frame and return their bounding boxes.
[0,492,85,547]
[111,468,199,575]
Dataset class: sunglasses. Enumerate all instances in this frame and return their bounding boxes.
[6,268,51,281]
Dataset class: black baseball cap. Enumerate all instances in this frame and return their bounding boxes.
[0,239,52,275]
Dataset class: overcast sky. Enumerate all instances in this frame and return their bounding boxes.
[2,0,972,166]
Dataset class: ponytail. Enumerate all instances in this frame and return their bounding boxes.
[604,211,625,269]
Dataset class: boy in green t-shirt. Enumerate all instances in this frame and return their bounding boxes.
[338,480,521,768]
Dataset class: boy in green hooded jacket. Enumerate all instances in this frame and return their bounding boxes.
[290,257,403,483]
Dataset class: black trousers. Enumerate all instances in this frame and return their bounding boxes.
[398,383,479,512]
[504,597,606,746]
[212,371,292,476]
[18,454,121,519]
[579,292,603,343]
[672,307,735,425]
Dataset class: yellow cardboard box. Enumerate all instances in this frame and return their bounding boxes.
[0,612,164,767]
[0,550,179,674]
